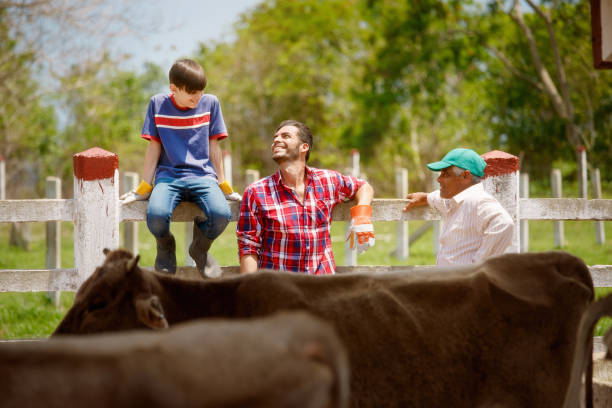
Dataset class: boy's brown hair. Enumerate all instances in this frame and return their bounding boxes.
[169,59,207,93]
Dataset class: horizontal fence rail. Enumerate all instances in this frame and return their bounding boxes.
[4,198,612,223]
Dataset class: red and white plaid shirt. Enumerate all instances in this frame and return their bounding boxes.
[237,167,365,275]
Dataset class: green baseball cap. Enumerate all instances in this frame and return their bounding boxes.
[426,148,486,177]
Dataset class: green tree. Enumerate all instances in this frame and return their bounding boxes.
[196,0,364,187]
[483,0,612,184]
[56,58,165,181]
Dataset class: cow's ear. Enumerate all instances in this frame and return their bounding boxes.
[134,295,169,330]
[103,248,111,256]
[127,255,140,272]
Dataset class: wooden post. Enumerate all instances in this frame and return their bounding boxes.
[73,147,120,286]
[223,150,232,187]
[245,169,260,187]
[46,176,61,307]
[519,173,529,253]
[395,168,409,260]
[481,150,520,253]
[593,168,606,245]
[551,169,565,248]
[0,156,5,200]
[123,172,139,255]
[431,171,441,255]
[578,146,588,199]
[345,149,359,266]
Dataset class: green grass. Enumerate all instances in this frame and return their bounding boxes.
[1,219,612,339]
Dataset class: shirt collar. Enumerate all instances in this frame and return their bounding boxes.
[452,182,484,204]
[273,166,312,189]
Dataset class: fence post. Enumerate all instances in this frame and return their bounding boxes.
[592,168,605,245]
[431,171,441,255]
[551,169,565,248]
[519,173,529,253]
[46,176,61,307]
[223,150,233,187]
[73,147,120,285]
[578,146,588,199]
[0,156,5,200]
[245,169,260,187]
[481,150,520,253]
[123,172,139,255]
[395,168,409,260]
[345,149,359,266]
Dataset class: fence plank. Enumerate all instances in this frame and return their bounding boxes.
[8,263,610,292]
[122,172,139,255]
[520,173,529,253]
[46,177,62,307]
[551,169,565,248]
[0,199,73,222]
[395,168,409,260]
[0,269,79,292]
[519,198,612,220]
[592,168,606,245]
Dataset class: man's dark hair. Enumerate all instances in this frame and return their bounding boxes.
[276,120,313,162]
[169,59,207,93]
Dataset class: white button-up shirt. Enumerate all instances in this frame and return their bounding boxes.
[427,183,514,266]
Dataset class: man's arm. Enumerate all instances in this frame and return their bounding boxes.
[403,192,429,212]
[240,254,259,274]
[354,182,374,206]
[209,138,225,184]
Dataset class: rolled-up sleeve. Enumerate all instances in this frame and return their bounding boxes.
[237,187,262,259]
[333,171,365,202]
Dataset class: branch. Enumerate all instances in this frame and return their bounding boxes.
[524,0,573,119]
[488,47,545,92]
[506,0,567,119]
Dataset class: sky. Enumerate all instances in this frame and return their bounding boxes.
[117,0,262,71]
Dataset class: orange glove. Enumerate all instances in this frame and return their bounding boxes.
[346,205,375,253]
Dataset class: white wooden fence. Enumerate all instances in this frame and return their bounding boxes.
[1,147,611,292]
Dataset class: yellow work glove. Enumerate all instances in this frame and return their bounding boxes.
[120,180,152,204]
[346,205,375,253]
[219,181,242,201]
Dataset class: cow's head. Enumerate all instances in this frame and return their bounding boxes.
[52,248,169,336]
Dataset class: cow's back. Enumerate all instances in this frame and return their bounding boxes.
[234,251,593,407]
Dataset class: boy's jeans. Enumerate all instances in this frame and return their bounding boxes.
[146,177,231,240]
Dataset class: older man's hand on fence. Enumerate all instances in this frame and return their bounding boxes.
[120,180,152,204]
[219,181,242,201]
[346,205,375,254]
[403,192,428,212]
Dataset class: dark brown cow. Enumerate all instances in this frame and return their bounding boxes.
[3,311,349,408]
[54,249,594,408]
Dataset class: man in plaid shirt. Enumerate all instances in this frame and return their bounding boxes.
[237,120,375,275]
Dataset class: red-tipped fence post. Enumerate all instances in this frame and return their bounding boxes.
[73,147,120,285]
[481,150,520,253]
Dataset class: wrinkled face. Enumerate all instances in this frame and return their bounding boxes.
[53,250,165,335]
[271,125,308,164]
[437,166,472,199]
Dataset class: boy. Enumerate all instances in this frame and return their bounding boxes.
[121,58,240,276]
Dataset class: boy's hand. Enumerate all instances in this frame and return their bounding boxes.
[219,181,242,201]
[346,205,375,254]
[120,180,153,204]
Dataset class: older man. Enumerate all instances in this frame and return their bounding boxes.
[404,148,513,265]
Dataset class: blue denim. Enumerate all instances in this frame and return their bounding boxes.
[146,177,231,240]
